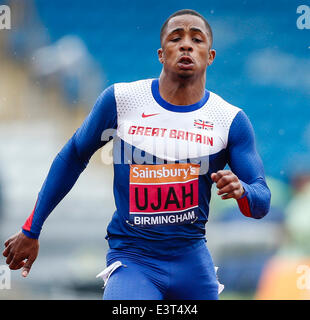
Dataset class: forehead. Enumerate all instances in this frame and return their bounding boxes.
[165,14,208,35]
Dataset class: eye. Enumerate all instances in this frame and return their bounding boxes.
[193,38,203,43]
[171,37,181,42]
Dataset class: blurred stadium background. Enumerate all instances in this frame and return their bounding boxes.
[0,0,310,299]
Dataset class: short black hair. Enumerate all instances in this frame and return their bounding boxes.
[160,9,213,47]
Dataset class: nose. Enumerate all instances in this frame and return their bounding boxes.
[180,37,193,52]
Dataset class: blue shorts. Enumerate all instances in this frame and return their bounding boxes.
[103,240,219,300]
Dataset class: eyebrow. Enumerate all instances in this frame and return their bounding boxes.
[168,27,205,35]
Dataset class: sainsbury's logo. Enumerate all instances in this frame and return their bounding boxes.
[131,164,200,181]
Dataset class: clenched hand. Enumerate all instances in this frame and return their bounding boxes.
[211,170,245,200]
[2,231,39,277]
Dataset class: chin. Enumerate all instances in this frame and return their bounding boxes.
[177,71,195,79]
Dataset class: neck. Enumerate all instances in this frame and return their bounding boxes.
[158,71,206,106]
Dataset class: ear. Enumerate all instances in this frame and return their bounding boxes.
[157,48,164,64]
[207,49,216,66]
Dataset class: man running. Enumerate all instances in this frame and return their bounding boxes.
[2,9,271,300]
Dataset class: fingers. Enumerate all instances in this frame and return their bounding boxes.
[211,170,231,183]
[221,191,239,200]
[4,245,27,271]
[3,231,21,256]
[2,231,39,278]
[216,175,237,190]
[10,260,25,270]
[212,170,244,200]
[217,182,239,196]
[7,253,35,275]
[213,171,238,190]
[22,256,36,277]
[7,253,26,270]
[2,244,11,257]
[4,238,12,247]
[6,252,14,265]
[4,232,21,247]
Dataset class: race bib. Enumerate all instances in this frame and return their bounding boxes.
[129,163,200,226]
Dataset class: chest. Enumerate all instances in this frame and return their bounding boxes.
[117,102,228,161]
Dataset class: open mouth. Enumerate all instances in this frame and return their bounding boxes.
[178,56,194,64]
[177,55,195,70]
